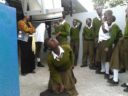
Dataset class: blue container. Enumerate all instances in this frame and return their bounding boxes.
[0,3,20,96]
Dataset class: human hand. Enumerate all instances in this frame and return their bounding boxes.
[104,47,108,52]
[59,84,64,93]
[56,32,61,37]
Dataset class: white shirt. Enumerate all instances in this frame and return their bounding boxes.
[73,25,78,28]
[60,20,66,25]
[86,23,93,29]
[34,23,46,42]
[98,22,110,42]
[97,15,101,21]
[110,22,116,27]
[52,46,64,61]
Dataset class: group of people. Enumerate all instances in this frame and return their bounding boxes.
[80,8,128,93]
[18,7,128,96]
[49,8,128,95]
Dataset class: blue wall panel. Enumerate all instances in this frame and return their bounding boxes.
[0,3,19,96]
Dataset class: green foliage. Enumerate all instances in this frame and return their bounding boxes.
[109,0,123,7]
[92,0,109,6]
[93,0,127,7]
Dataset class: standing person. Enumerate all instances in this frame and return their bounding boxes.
[52,21,61,38]
[35,23,46,67]
[18,16,36,75]
[92,7,102,69]
[105,15,122,83]
[54,16,70,44]
[95,10,113,75]
[42,38,78,96]
[109,9,128,87]
[81,18,95,69]
[70,19,82,66]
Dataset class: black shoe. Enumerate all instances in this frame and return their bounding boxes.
[119,68,126,73]
[108,79,119,86]
[89,65,96,70]
[31,70,36,73]
[107,77,113,82]
[21,73,27,76]
[104,74,109,79]
[124,87,128,92]
[109,70,113,75]
[37,62,44,67]
[121,83,128,87]
[74,64,77,66]
[95,70,105,74]
[80,64,87,67]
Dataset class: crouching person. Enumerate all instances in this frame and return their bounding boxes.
[40,38,78,96]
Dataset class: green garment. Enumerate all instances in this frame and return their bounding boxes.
[92,17,102,38]
[108,24,122,47]
[53,22,70,43]
[82,40,94,65]
[52,26,61,35]
[110,38,128,70]
[47,44,78,96]
[110,21,128,70]
[47,44,74,84]
[83,26,95,40]
[70,19,82,42]
[124,19,128,38]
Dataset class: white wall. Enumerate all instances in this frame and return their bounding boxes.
[66,5,127,65]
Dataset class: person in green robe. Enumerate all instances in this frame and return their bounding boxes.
[44,38,78,96]
[95,10,113,74]
[104,15,122,79]
[104,15,123,85]
[52,21,60,34]
[53,17,70,44]
[70,19,82,66]
[93,8,102,42]
[109,8,128,89]
[81,18,95,69]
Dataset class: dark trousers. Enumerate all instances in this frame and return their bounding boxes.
[36,42,42,59]
[18,37,35,74]
[70,41,79,65]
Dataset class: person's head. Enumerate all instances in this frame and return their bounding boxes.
[86,18,92,27]
[44,38,59,50]
[59,17,64,23]
[112,16,116,22]
[59,12,66,22]
[96,7,102,17]
[53,21,59,28]
[107,15,116,26]
[125,7,128,20]
[105,10,113,16]
[73,19,77,26]
[24,16,30,21]
[104,10,113,21]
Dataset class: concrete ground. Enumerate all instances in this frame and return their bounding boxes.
[20,65,128,96]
